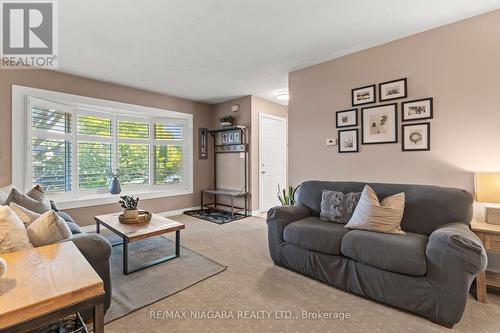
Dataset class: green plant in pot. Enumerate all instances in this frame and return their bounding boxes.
[277,184,300,206]
[119,195,140,219]
[220,115,235,127]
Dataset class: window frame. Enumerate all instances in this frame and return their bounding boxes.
[12,85,193,209]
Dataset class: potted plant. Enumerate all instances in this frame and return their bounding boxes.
[219,115,235,127]
[119,195,140,219]
[277,184,300,206]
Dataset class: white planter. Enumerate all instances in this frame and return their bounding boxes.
[220,122,232,127]
[123,208,139,219]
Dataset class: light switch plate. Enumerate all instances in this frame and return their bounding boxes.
[326,138,337,146]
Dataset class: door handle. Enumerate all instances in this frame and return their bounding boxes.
[261,171,266,174]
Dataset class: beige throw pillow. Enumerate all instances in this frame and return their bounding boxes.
[9,202,41,227]
[26,211,72,247]
[345,185,406,235]
[0,185,13,206]
[0,206,33,254]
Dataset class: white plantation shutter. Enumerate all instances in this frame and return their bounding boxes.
[22,93,193,202]
[29,98,73,194]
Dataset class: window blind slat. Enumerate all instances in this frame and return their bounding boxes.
[77,115,112,137]
[154,145,183,184]
[32,138,72,193]
[155,123,183,140]
[118,121,149,139]
[77,142,112,189]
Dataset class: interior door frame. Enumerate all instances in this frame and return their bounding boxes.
[258,112,287,212]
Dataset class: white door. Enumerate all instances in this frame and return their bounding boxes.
[259,113,287,212]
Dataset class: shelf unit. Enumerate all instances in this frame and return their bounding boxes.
[201,125,249,217]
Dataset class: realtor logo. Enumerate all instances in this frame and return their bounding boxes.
[1,0,58,68]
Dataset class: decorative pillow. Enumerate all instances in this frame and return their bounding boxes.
[345,185,406,235]
[0,206,33,254]
[26,210,72,247]
[9,202,41,227]
[320,190,361,224]
[8,186,51,214]
[0,185,13,206]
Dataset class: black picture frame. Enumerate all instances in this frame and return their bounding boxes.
[402,122,430,151]
[361,103,398,145]
[352,84,376,106]
[379,78,407,102]
[336,109,358,128]
[338,128,359,153]
[401,97,433,122]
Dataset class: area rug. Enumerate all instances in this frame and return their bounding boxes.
[103,234,226,323]
[184,208,248,224]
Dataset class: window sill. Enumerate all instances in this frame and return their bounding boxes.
[53,189,193,210]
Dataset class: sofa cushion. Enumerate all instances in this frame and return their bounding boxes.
[26,210,72,247]
[284,216,350,255]
[0,206,33,254]
[341,229,428,276]
[320,190,361,224]
[8,187,51,214]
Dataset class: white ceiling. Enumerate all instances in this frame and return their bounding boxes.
[58,0,500,105]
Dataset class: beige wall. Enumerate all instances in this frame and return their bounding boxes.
[288,9,500,194]
[211,96,287,211]
[0,69,213,226]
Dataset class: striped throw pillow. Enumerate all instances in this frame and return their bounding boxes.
[345,185,406,235]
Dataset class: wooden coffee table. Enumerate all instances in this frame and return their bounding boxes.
[95,213,185,275]
[0,242,105,333]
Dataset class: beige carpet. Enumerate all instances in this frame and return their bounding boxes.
[105,215,500,333]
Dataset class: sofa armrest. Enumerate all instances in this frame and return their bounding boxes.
[60,234,112,312]
[266,204,310,264]
[426,222,487,275]
[425,222,487,326]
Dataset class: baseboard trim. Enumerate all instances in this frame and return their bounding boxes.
[79,206,200,233]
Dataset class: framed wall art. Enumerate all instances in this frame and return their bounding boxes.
[402,122,430,151]
[352,84,376,106]
[338,129,359,153]
[361,103,398,144]
[402,97,433,122]
[336,109,357,128]
[379,78,407,102]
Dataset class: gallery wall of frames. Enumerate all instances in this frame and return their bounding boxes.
[336,77,433,153]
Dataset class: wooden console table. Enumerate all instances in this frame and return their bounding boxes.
[471,220,500,303]
[0,242,105,333]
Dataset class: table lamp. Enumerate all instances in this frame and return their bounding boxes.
[475,172,500,224]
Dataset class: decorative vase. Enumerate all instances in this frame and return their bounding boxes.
[109,175,121,194]
[123,208,139,220]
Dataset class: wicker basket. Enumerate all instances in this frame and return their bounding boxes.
[118,210,152,224]
[29,313,88,333]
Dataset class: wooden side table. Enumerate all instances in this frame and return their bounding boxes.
[0,242,105,333]
[471,220,500,303]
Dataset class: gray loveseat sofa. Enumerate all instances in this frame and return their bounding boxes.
[52,204,113,315]
[267,181,487,327]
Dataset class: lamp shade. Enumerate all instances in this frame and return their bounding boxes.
[475,173,500,203]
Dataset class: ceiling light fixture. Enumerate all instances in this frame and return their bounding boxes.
[276,91,289,101]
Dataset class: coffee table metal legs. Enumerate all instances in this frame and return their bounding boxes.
[95,221,181,275]
[121,230,180,275]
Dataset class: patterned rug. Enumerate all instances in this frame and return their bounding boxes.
[184,208,248,224]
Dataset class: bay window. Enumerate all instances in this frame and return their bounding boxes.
[12,86,193,209]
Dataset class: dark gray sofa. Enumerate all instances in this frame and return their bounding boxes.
[267,181,487,327]
[52,204,112,315]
